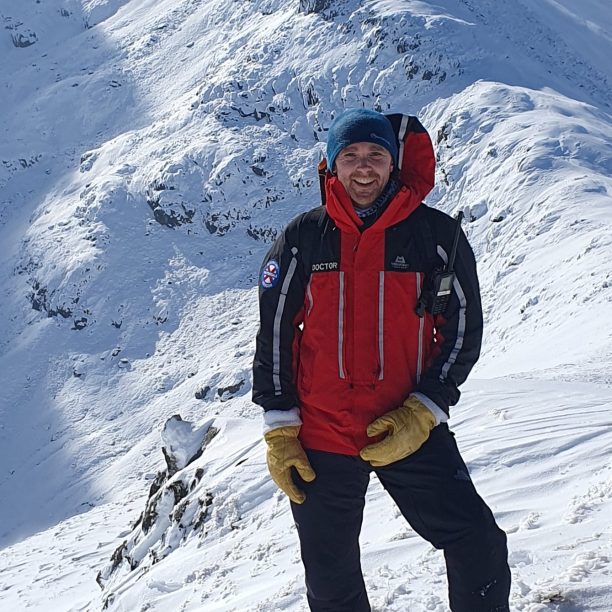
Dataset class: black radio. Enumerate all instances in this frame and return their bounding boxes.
[416,211,464,317]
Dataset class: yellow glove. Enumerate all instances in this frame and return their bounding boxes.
[359,396,436,467]
[264,425,316,504]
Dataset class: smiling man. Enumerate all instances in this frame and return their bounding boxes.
[253,109,511,612]
[334,142,393,204]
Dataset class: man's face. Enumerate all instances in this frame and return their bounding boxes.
[334,142,394,208]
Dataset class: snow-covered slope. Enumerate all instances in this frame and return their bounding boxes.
[0,0,611,610]
[2,380,611,611]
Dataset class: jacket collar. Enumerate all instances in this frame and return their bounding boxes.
[325,174,421,234]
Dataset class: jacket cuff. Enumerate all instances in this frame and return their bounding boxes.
[262,407,302,433]
[410,392,449,425]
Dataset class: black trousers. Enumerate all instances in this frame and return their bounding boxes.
[290,424,511,612]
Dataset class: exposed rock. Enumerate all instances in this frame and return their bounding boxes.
[96,540,127,588]
[141,488,165,534]
[147,471,166,500]
[298,0,331,14]
[146,180,196,228]
[247,224,278,243]
[202,426,220,450]
[72,317,88,330]
[98,418,220,597]
[11,30,38,48]
[190,468,204,491]
[161,415,217,475]
[194,385,210,400]
[192,492,214,532]
[303,81,319,106]
[172,498,190,526]
[203,209,250,236]
[29,281,74,319]
[79,151,98,172]
[18,154,43,168]
[169,480,188,506]
[465,200,488,222]
[217,380,244,401]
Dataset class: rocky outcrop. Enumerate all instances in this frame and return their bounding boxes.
[97,416,219,607]
[11,30,38,48]
[298,0,332,15]
[146,180,196,229]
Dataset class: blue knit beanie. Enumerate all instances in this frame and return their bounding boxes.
[326,109,398,171]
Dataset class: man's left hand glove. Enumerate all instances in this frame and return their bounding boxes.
[359,396,437,467]
[264,425,316,504]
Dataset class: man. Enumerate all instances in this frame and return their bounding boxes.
[252,108,511,612]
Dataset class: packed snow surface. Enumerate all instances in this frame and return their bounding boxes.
[0,0,611,610]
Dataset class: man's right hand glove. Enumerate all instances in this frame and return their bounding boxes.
[359,396,436,467]
[264,425,316,504]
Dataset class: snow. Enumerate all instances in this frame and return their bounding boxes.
[0,0,611,610]
[2,381,610,611]
[161,415,215,474]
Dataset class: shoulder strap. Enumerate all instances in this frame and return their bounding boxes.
[418,206,439,268]
[317,158,327,205]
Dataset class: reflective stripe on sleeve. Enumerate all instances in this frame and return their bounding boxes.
[437,245,467,379]
[272,247,299,395]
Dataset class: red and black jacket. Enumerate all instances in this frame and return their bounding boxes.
[253,116,483,455]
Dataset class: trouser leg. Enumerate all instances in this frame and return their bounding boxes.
[290,450,371,612]
[374,424,511,612]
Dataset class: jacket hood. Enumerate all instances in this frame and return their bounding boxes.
[322,114,435,233]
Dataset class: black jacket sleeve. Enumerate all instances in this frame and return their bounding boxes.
[415,213,483,413]
[252,217,307,412]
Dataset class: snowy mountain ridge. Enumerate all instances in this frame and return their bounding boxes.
[0,0,611,610]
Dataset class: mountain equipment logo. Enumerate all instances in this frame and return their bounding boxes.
[261,260,280,289]
[391,255,410,270]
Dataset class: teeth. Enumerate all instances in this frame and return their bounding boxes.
[354,179,374,185]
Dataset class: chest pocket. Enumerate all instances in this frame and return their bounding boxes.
[385,215,440,275]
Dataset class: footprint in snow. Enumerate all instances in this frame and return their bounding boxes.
[519,511,541,530]
[148,579,182,593]
[489,407,508,421]
[561,550,609,583]
[506,512,541,534]
[508,549,534,568]
[564,478,612,523]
